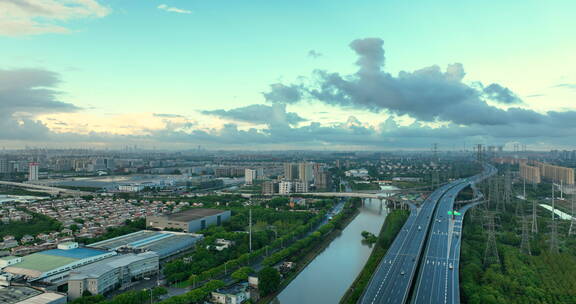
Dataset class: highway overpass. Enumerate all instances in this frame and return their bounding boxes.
[0,181,91,196]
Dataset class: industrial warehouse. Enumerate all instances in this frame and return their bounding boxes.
[67,252,159,300]
[0,229,205,302]
[0,243,115,284]
[146,208,231,232]
[88,230,203,259]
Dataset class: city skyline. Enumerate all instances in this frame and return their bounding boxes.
[1,0,576,150]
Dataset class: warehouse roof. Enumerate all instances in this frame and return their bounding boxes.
[89,230,203,258]
[3,248,112,278]
[162,208,226,222]
[6,254,77,273]
[0,286,42,304]
[41,248,107,259]
[69,252,158,280]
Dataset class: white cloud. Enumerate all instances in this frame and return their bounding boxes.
[157,4,192,14]
[0,0,110,36]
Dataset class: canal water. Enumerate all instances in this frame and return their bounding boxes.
[273,198,390,304]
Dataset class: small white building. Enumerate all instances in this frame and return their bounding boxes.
[57,241,78,250]
[211,283,250,304]
[279,181,292,194]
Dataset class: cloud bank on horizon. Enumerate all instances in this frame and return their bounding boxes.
[1,38,575,150]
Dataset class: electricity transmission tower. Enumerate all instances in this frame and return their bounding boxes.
[549,219,560,254]
[520,216,532,255]
[431,170,440,188]
[531,199,539,234]
[504,169,512,212]
[549,184,559,254]
[483,212,500,266]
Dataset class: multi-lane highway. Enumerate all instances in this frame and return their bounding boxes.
[412,165,496,304]
[359,181,463,304]
[359,164,495,304]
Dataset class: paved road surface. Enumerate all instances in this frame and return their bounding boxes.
[358,181,462,304]
[412,165,496,304]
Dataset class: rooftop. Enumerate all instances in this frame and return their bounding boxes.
[0,256,19,261]
[41,248,106,259]
[161,208,226,222]
[69,252,158,280]
[6,254,77,274]
[214,282,248,295]
[3,248,111,277]
[0,286,41,304]
[17,293,66,304]
[89,230,203,258]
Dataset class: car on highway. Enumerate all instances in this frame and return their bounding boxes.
[400,270,406,275]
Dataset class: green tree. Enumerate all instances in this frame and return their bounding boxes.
[231,266,254,281]
[258,267,281,296]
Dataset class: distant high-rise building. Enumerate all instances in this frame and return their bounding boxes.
[278,180,308,194]
[520,163,541,184]
[293,181,309,193]
[298,162,313,183]
[315,171,331,191]
[0,158,8,174]
[279,181,293,194]
[533,161,574,185]
[245,169,257,185]
[262,181,279,195]
[28,162,39,181]
[284,163,298,180]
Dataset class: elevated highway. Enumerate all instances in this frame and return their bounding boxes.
[358,181,462,304]
[411,164,496,304]
[358,164,495,304]
[0,181,91,196]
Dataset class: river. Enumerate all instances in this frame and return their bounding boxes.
[273,197,390,304]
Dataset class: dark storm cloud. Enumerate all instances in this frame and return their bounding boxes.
[0,68,79,140]
[482,83,523,104]
[0,68,79,115]
[202,104,306,125]
[263,38,547,127]
[262,83,303,103]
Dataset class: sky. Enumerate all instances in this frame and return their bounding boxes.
[0,0,575,150]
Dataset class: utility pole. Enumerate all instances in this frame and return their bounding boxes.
[570,194,576,236]
[483,212,500,266]
[552,183,555,221]
[560,180,564,200]
[249,208,252,253]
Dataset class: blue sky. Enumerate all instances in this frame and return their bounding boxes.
[0,0,575,150]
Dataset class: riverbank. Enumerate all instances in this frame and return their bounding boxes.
[258,200,362,304]
[339,209,410,304]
